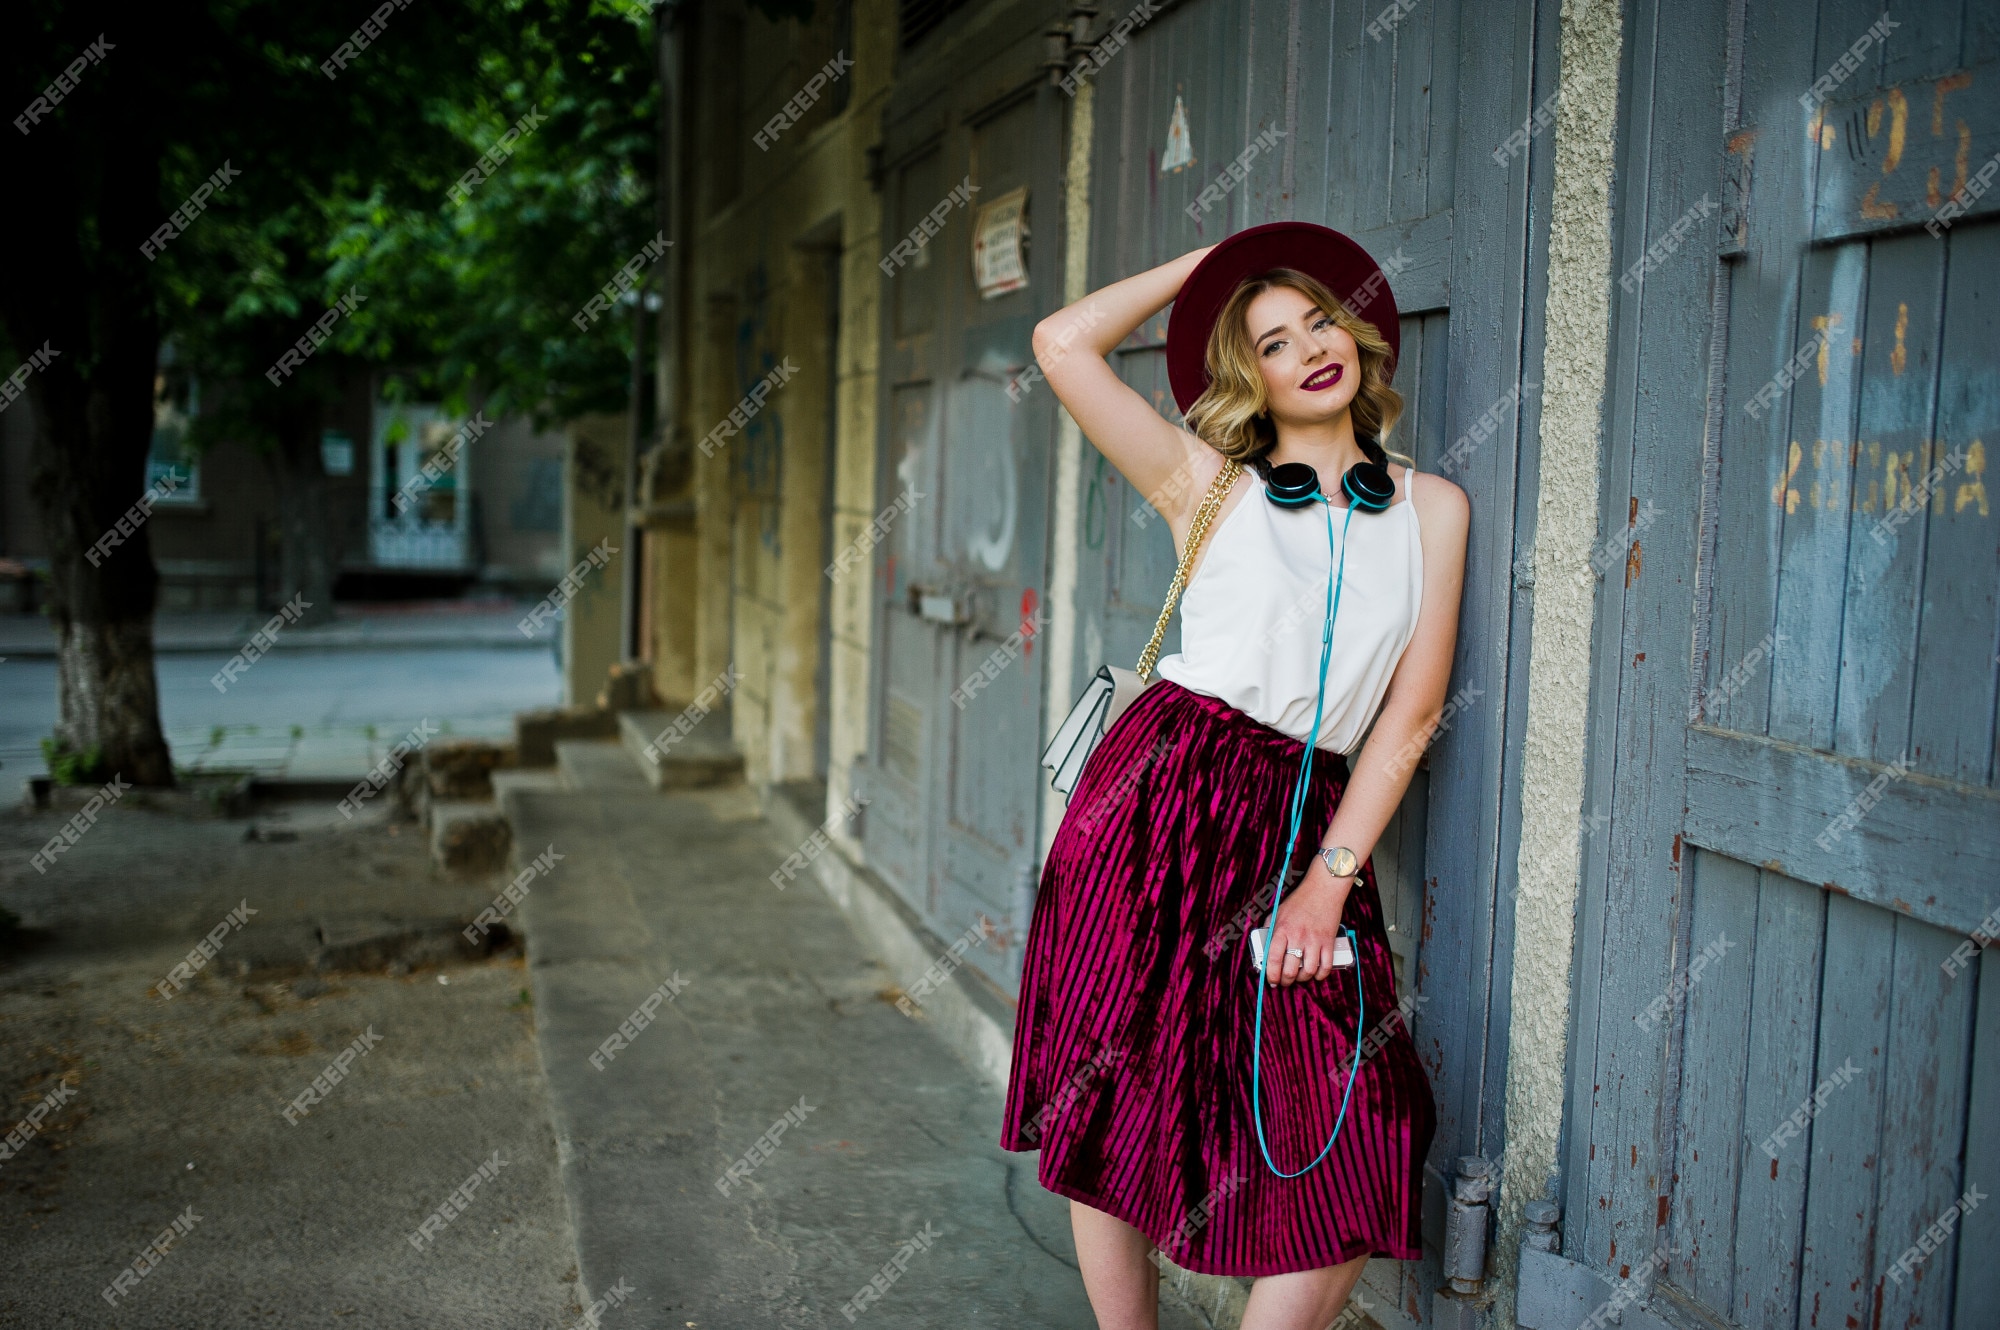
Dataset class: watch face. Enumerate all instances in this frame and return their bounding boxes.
[1327,847,1358,877]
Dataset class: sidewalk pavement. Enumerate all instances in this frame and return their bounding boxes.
[165,718,516,782]
[0,791,582,1328]
[499,741,1218,1329]
[0,600,554,658]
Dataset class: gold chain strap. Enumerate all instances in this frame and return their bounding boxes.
[1136,459,1242,682]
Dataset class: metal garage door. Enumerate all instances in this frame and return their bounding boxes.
[861,4,1065,993]
[1550,5,2000,1329]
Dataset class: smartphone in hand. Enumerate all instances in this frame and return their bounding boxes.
[1249,927,1354,980]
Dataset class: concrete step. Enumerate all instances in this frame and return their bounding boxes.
[311,913,506,971]
[514,705,619,767]
[552,739,652,793]
[490,767,567,808]
[430,799,512,874]
[617,707,743,790]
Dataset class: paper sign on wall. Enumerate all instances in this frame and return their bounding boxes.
[1161,94,1195,174]
[972,186,1029,299]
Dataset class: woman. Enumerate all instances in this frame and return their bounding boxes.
[1001,224,1469,1330]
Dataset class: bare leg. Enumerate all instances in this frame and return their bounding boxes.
[1070,1199,1161,1330]
[1241,1254,1369,1330]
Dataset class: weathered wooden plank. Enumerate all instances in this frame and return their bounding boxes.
[1908,220,2000,788]
[1386,0,1437,228]
[1682,723,2000,936]
[1353,208,1453,315]
[1872,914,1977,1330]
[1768,242,1869,751]
[1704,0,1823,786]
[1164,0,1251,244]
[1376,311,1450,1009]
[1813,64,2000,243]
[1879,0,1964,90]
[1240,0,1290,227]
[1833,232,1944,766]
[1732,868,1825,1330]
[1400,311,1450,470]
[1295,0,1351,235]
[1975,0,2000,69]
[1571,0,1731,1276]
[1795,892,1894,1330]
[1428,0,1537,1184]
[1668,851,1760,1311]
[1951,945,2000,1327]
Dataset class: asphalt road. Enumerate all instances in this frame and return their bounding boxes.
[0,646,561,781]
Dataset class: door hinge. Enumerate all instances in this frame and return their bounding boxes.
[1516,1200,1679,1330]
[1443,1155,1495,1293]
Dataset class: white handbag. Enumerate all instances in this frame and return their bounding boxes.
[1040,459,1242,799]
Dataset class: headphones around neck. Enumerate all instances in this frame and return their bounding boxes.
[1263,456,1396,511]
[1245,443,1397,1180]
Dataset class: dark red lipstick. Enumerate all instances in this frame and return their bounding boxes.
[1301,363,1344,392]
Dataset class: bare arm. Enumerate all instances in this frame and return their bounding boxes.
[1033,246,1216,523]
[1268,470,1471,985]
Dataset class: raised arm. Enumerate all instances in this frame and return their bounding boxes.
[1033,246,1215,523]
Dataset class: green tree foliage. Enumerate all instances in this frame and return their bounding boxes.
[328,2,660,426]
[0,0,659,781]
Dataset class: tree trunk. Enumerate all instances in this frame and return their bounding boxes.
[1,32,177,786]
[266,406,337,626]
[22,305,177,787]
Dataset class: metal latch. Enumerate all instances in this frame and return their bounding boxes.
[909,585,971,626]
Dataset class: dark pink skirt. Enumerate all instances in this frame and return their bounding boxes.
[1001,678,1435,1277]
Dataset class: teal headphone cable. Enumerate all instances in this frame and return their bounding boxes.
[1249,491,1365,1180]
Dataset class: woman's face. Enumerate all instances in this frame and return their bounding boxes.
[1243,284,1362,427]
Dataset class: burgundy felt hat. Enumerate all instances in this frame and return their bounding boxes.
[1164,221,1402,415]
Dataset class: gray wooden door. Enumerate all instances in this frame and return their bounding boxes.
[1554,5,2000,1329]
[1074,0,1548,1321]
[862,11,1064,992]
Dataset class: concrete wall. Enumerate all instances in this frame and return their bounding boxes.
[650,0,891,805]
[561,412,630,708]
[1492,0,1625,1323]
[473,415,567,592]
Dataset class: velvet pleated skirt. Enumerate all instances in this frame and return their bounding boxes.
[1000,678,1435,1277]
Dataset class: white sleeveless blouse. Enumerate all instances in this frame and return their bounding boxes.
[1153,464,1424,756]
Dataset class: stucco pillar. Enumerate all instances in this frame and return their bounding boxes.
[1492,0,1624,1324]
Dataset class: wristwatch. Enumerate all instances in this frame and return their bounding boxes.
[1318,845,1359,879]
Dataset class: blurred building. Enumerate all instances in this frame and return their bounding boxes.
[0,361,566,611]
[626,3,2000,1329]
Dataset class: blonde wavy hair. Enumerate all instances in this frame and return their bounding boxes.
[1183,267,1412,472]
